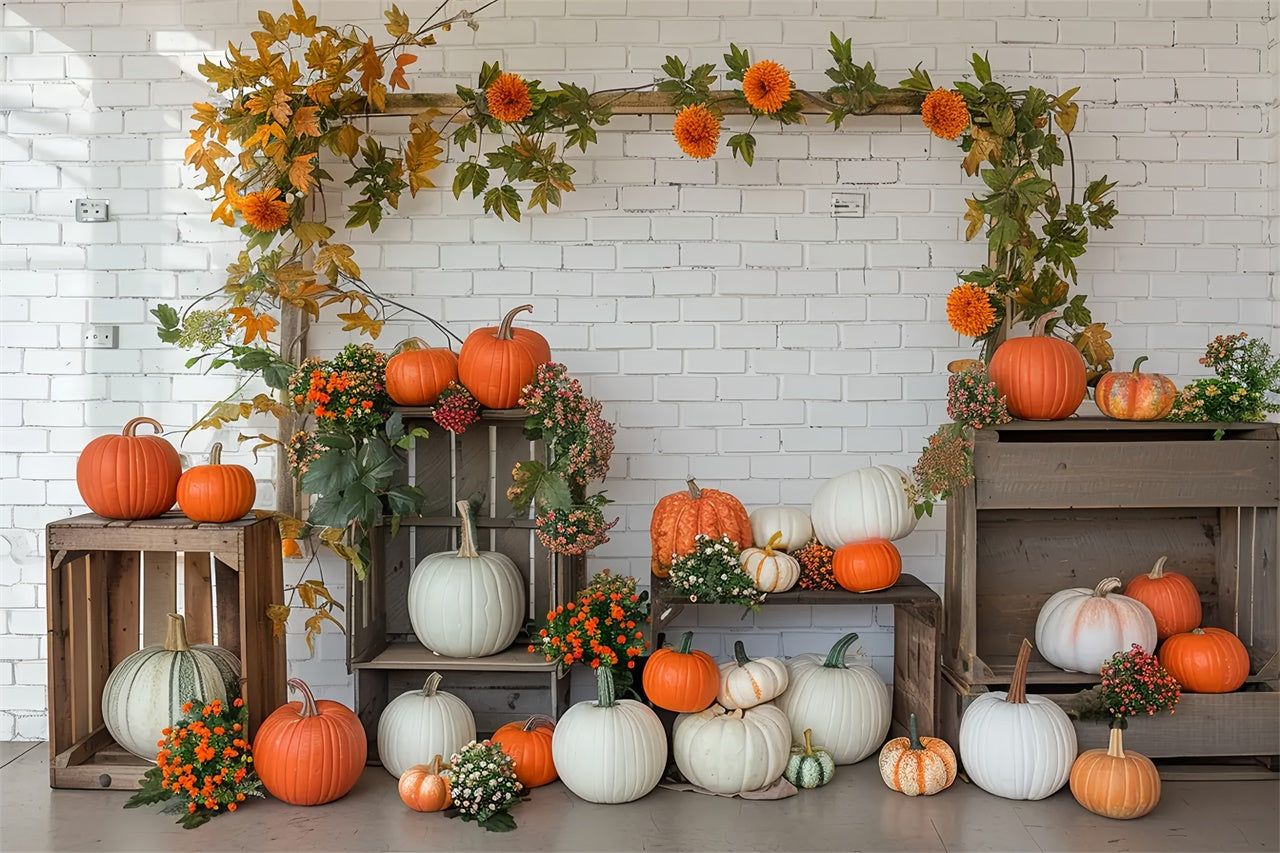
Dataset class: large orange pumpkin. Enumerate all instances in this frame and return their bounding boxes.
[491,715,557,789]
[1123,556,1201,641]
[176,442,256,523]
[832,539,902,593]
[988,311,1086,421]
[1094,356,1177,421]
[397,755,453,812]
[650,479,752,577]
[76,417,182,519]
[253,677,367,806]
[1069,725,1160,820]
[386,338,459,406]
[1159,627,1250,693]
[642,630,720,713]
[457,305,551,409]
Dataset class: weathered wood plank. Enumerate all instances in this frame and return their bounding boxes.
[48,523,248,555]
[943,479,978,677]
[103,551,140,668]
[353,642,559,671]
[240,519,286,735]
[213,558,241,658]
[141,551,177,644]
[46,547,74,783]
[67,557,92,745]
[892,601,940,739]
[182,551,214,644]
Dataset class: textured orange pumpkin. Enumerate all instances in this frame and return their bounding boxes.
[1160,627,1250,693]
[253,677,367,806]
[1123,556,1201,641]
[988,311,1087,421]
[878,712,957,796]
[491,715,557,788]
[457,305,551,409]
[176,442,256,523]
[398,755,453,812]
[642,630,720,713]
[832,539,902,593]
[1069,726,1160,819]
[650,479,753,577]
[386,338,459,406]
[76,417,182,519]
[1094,356,1177,421]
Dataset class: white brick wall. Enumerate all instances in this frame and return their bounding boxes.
[1,0,1277,738]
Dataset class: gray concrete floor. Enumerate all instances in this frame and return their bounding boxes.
[1,742,1276,852]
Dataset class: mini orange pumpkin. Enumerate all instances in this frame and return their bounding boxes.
[1159,627,1250,693]
[832,539,901,593]
[650,479,752,577]
[1069,726,1160,819]
[642,630,720,713]
[1123,556,1201,640]
[491,715,557,788]
[176,442,256,523]
[398,754,453,812]
[1094,356,1177,421]
[457,305,551,409]
[76,417,182,519]
[253,678,367,806]
[386,337,459,406]
[988,311,1087,421]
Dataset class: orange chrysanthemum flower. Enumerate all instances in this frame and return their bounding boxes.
[921,88,970,141]
[240,187,291,232]
[672,103,720,159]
[947,284,997,338]
[742,59,792,115]
[486,72,533,123]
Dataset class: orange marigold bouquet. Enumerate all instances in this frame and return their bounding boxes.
[529,570,650,694]
[124,697,263,829]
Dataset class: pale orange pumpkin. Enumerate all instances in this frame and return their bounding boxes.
[176,442,256,523]
[457,305,551,409]
[76,417,182,519]
[1159,627,1250,693]
[1123,556,1201,640]
[650,479,752,578]
[1069,726,1161,819]
[832,539,901,593]
[386,337,459,406]
[1094,356,1177,421]
[988,311,1087,421]
[878,712,957,796]
[398,754,453,812]
[491,715,557,788]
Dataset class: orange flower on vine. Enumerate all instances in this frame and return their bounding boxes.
[672,103,720,159]
[486,72,533,123]
[742,59,791,114]
[239,187,291,232]
[946,284,997,338]
[921,88,970,140]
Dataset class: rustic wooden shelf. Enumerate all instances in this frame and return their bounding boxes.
[353,642,559,672]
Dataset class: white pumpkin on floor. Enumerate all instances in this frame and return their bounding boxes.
[674,702,791,794]
[552,666,666,804]
[810,464,918,548]
[1035,577,1157,674]
[739,532,801,593]
[376,672,476,779]
[778,632,891,765]
[748,506,813,552]
[959,638,1077,800]
[407,500,525,658]
[716,640,789,710]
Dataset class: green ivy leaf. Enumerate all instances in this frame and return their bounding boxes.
[385,484,424,517]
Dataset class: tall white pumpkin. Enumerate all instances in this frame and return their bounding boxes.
[779,632,891,765]
[747,506,813,551]
[376,671,476,779]
[408,500,525,658]
[552,666,667,804]
[1035,577,1158,674]
[810,465,918,548]
[102,613,240,759]
[674,703,791,794]
[959,638,1077,800]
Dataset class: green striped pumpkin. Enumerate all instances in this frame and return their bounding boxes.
[784,728,836,789]
[102,613,241,759]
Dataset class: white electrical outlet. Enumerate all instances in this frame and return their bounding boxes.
[75,199,109,223]
[830,192,865,218]
[83,325,119,349]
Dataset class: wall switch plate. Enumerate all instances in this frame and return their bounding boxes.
[75,199,109,223]
[83,325,119,349]
[830,192,865,218]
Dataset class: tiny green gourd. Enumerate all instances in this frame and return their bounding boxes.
[783,727,835,789]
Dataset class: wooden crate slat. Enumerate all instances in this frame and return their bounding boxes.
[46,551,75,772]
[491,421,534,520]
[140,552,177,644]
[182,552,214,644]
[238,518,287,735]
[1240,506,1278,660]
[68,557,93,746]
[103,551,140,667]
[213,558,240,658]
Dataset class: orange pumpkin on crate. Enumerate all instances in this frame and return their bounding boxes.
[650,479,752,577]
[177,442,256,523]
[385,337,459,406]
[76,416,182,519]
[832,539,902,593]
[457,305,551,409]
[988,311,1087,421]
[1123,556,1201,640]
[1159,627,1250,693]
[1094,356,1177,421]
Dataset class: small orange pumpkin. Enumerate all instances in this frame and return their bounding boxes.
[878,712,957,796]
[642,630,720,713]
[1123,556,1201,640]
[832,539,901,593]
[457,305,551,409]
[1094,356,1177,421]
[491,715,557,788]
[1069,726,1160,819]
[1159,627,1250,693]
[988,311,1087,421]
[253,677,367,806]
[176,442,256,523]
[398,754,453,812]
[76,417,182,519]
[386,337,459,406]
[650,479,752,577]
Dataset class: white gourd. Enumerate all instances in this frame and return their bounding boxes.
[1035,577,1158,674]
[408,500,525,658]
[716,640,789,710]
[102,613,239,759]
[747,506,812,552]
[552,667,666,804]
[779,632,891,765]
[376,671,476,779]
[959,639,1077,800]
[810,464,918,548]
[739,532,800,593]
[673,703,791,794]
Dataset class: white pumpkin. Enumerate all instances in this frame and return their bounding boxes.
[959,638,1077,800]
[1035,577,1158,674]
[779,632,891,765]
[408,500,525,658]
[102,613,240,759]
[376,671,476,779]
[552,666,667,804]
[673,703,791,794]
[748,506,812,552]
[739,532,800,593]
[716,640,789,710]
[810,464,918,548]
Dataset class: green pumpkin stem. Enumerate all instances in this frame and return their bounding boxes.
[421,672,443,697]
[595,665,616,708]
[164,613,191,652]
[1130,355,1149,374]
[907,713,925,751]
[734,640,751,667]
[456,500,479,558]
[496,305,533,340]
[803,727,815,756]
[287,677,319,718]
[677,631,696,655]
[823,632,859,668]
[686,478,702,500]
[1008,638,1033,705]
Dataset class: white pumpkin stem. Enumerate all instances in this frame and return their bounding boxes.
[1030,310,1059,337]
[764,531,784,555]
[496,305,533,340]
[802,728,815,756]
[164,613,191,652]
[686,478,702,500]
[1093,577,1122,597]
[123,416,164,437]
[1008,638,1033,705]
[1106,726,1125,759]
[522,714,555,733]
[455,500,479,558]
[421,671,443,697]
[287,677,319,718]
[1148,556,1168,579]
[595,665,616,708]
[209,442,223,465]
[727,708,744,720]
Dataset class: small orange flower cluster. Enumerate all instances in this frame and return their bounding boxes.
[145,696,261,823]
[742,59,792,115]
[486,72,534,123]
[921,88,970,141]
[287,344,392,438]
[295,369,376,421]
[946,283,997,338]
[672,104,721,159]
[239,187,291,232]
[529,570,649,671]
[794,541,837,591]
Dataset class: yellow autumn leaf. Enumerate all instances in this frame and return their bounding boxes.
[358,37,382,95]
[367,79,387,113]
[315,242,360,280]
[385,4,410,37]
[962,126,998,176]
[334,124,362,159]
[1074,322,1114,371]
[288,152,316,193]
[193,401,254,430]
[285,0,318,37]
[228,306,279,344]
[291,220,334,248]
[239,432,283,463]
[409,107,442,134]
[269,89,293,125]
[292,105,321,137]
[266,604,290,638]
[1054,101,1079,136]
[964,197,985,242]
[406,127,443,195]
[337,310,384,338]
[251,392,286,417]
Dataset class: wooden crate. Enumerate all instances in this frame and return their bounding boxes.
[348,410,584,757]
[45,514,287,790]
